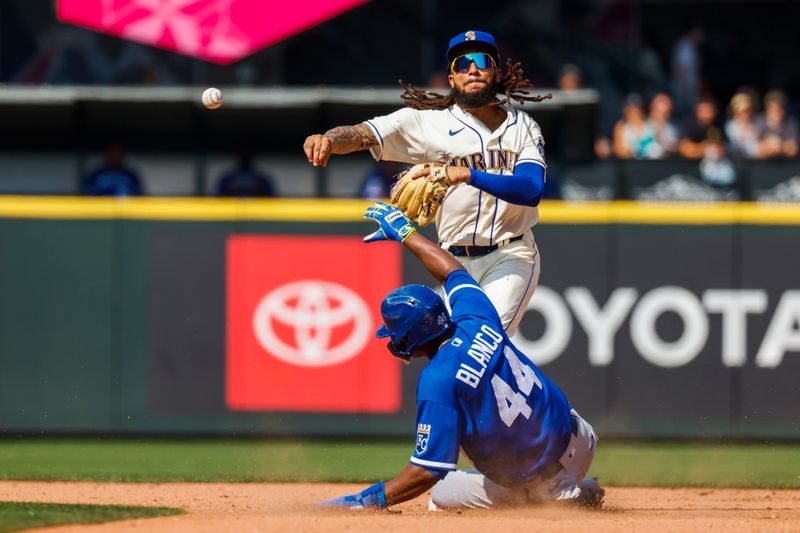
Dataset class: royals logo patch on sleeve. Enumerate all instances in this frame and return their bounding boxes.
[536,137,546,159]
[415,423,431,455]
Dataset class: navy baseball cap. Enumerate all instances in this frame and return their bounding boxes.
[446,30,499,63]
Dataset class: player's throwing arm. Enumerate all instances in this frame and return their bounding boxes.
[302,124,379,167]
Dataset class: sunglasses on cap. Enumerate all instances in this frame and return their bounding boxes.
[450,52,497,74]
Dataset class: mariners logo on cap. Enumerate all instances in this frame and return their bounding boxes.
[465,31,476,40]
[416,423,431,454]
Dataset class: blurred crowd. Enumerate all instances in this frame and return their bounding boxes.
[577,25,799,164]
[595,88,798,164]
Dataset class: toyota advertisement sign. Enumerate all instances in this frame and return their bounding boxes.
[512,286,800,369]
[147,220,800,438]
[225,235,401,412]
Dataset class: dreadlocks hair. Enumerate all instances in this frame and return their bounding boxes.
[399,58,552,111]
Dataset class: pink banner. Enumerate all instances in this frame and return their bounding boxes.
[57,0,370,64]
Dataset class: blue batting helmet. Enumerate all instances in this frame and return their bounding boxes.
[376,285,452,361]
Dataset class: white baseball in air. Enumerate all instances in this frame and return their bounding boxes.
[202,87,223,109]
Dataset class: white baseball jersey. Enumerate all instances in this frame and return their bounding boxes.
[364,104,546,246]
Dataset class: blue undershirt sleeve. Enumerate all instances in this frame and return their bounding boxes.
[467,162,545,206]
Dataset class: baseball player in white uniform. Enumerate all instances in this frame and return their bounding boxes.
[303,30,550,336]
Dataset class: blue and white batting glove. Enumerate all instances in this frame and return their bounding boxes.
[319,481,387,509]
[363,202,417,243]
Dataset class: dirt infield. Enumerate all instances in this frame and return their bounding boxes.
[1,481,798,532]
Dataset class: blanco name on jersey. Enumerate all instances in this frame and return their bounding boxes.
[365,104,546,246]
[456,324,504,389]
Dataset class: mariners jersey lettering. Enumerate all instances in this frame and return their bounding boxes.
[365,104,546,246]
[409,270,572,487]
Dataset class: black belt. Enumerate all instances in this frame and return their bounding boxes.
[442,234,524,258]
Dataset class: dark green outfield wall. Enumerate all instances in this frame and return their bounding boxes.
[0,204,798,439]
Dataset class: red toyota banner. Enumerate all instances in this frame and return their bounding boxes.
[226,235,401,412]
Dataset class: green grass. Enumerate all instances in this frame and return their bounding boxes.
[0,439,798,488]
[0,439,410,483]
[592,442,800,488]
[0,502,183,533]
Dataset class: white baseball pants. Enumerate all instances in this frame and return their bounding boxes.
[429,410,598,509]
[450,230,540,336]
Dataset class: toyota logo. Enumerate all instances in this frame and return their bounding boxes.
[252,280,373,367]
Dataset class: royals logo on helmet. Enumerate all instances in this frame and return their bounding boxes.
[416,423,431,454]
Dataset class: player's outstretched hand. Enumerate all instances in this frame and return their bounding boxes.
[363,202,417,243]
[318,481,387,510]
[302,133,332,167]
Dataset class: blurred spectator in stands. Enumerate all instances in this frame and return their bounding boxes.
[725,92,759,159]
[83,143,143,197]
[557,63,613,160]
[671,25,704,114]
[646,92,679,158]
[755,90,799,159]
[679,95,723,159]
[638,31,669,91]
[613,94,657,159]
[558,64,582,91]
[594,137,612,160]
[359,161,408,199]
[699,128,736,188]
[215,152,276,197]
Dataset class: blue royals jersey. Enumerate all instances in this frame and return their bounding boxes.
[409,270,573,487]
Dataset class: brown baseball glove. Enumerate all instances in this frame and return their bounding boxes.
[389,163,452,226]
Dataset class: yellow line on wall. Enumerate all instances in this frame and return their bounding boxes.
[0,197,374,221]
[0,196,798,225]
[541,201,800,225]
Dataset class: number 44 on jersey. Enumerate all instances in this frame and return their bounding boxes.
[491,347,543,427]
